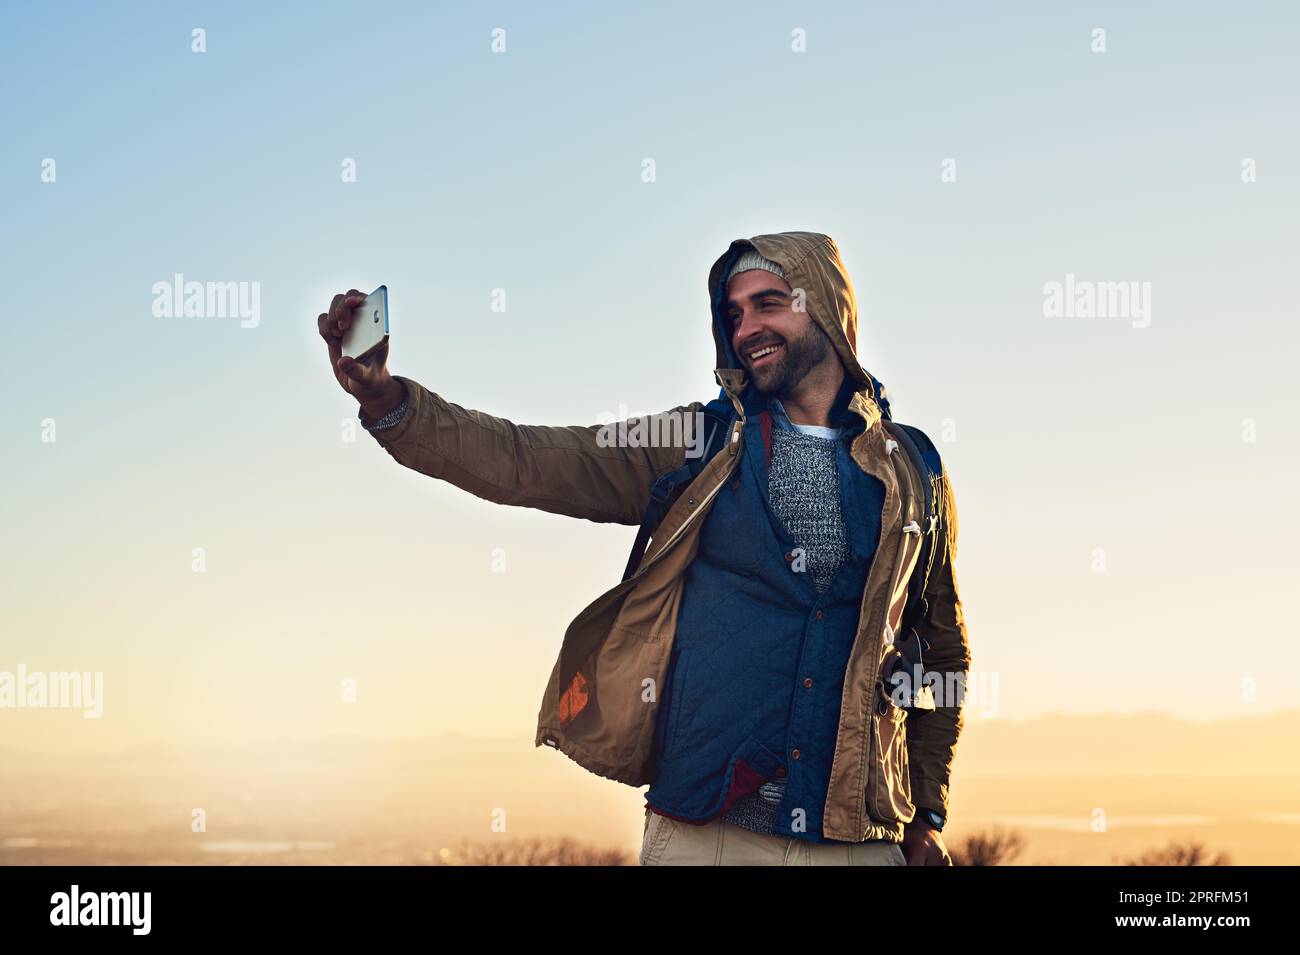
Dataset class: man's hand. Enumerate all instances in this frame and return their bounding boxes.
[901,819,952,866]
[318,289,404,420]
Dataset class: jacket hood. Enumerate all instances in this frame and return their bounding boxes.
[707,231,892,421]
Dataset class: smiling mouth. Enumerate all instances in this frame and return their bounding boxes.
[747,343,784,368]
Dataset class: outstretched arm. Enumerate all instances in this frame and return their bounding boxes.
[318,289,694,525]
[366,375,698,525]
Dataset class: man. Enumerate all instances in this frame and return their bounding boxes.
[317,231,970,866]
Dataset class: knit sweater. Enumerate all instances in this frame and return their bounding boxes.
[720,421,848,836]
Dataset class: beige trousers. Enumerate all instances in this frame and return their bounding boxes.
[639,806,908,866]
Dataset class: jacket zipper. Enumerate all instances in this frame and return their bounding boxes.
[865,438,920,824]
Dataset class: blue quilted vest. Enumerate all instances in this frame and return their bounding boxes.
[644,393,885,843]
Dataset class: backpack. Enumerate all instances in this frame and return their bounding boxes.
[619,408,945,709]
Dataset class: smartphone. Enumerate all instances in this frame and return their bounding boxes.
[342,285,389,363]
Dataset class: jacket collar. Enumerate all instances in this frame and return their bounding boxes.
[714,366,882,437]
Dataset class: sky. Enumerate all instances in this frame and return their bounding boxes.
[2,1,1299,756]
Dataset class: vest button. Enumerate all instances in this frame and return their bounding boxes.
[791,748,802,761]
[814,610,823,621]
[730,478,741,490]
[784,551,795,562]
[802,677,813,688]
[775,767,788,778]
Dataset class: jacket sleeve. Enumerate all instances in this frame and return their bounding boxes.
[363,375,697,525]
[906,464,972,819]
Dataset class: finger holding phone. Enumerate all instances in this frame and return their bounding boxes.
[317,286,405,421]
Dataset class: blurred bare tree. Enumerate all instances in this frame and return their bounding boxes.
[1120,841,1230,866]
[949,827,1027,866]
[419,831,1231,866]
[432,836,634,866]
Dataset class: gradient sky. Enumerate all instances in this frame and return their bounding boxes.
[3,1,1299,755]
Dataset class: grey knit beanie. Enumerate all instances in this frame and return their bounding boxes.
[726,248,788,284]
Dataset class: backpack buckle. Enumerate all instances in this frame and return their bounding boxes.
[911,684,937,713]
[880,655,937,714]
[649,479,674,505]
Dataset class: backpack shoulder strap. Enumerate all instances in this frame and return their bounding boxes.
[886,422,941,535]
[621,408,731,582]
[882,421,945,659]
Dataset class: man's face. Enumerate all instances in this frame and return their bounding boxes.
[726,269,835,397]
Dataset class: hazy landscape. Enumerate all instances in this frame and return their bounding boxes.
[3,709,1297,865]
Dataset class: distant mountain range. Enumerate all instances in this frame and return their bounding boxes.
[950,708,1300,777]
[4,708,1298,777]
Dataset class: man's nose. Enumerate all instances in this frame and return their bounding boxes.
[732,309,760,349]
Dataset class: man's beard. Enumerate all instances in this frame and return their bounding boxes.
[746,324,834,399]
